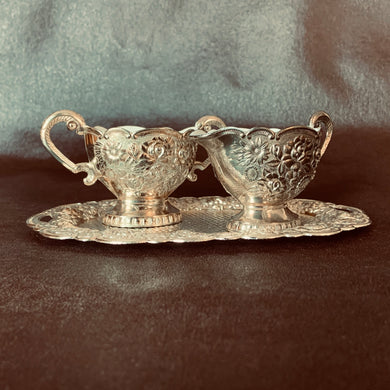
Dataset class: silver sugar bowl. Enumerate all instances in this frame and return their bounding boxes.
[194,112,333,233]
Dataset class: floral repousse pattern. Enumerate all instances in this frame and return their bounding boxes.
[93,129,196,196]
[230,132,321,200]
[235,136,270,166]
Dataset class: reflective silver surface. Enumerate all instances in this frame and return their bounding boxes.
[40,110,201,228]
[194,112,333,232]
[26,197,371,244]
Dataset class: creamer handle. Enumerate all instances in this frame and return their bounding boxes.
[40,110,100,185]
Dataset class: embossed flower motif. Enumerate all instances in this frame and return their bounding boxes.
[126,143,142,161]
[312,147,322,167]
[148,164,179,195]
[233,135,270,167]
[98,139,126,162]
[57,208,85,227]
[282,136,315,168]
[245,167,259,182]
[126,174,145,191]
[176,141,196,165]
[103,158,147,186]
[285,166,306,187]
[143,137,174,162]
[265,173,286,194]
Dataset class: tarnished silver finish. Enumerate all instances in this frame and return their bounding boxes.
[26,197,371,244]
[40,110,202,228]
[194,112,333,233]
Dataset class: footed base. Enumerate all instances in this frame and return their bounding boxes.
[227,203,301,233]
[102,199,181,228]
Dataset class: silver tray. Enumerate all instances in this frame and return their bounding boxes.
[26,197,371,244]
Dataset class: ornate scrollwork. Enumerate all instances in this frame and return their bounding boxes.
[195,115,227,132]
[40,110,101,185]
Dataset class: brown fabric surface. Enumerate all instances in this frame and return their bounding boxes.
[1,127,389,389]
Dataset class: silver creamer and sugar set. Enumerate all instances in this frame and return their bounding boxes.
[27,110,371,244]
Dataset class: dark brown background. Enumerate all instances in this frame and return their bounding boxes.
[1,128,389,389]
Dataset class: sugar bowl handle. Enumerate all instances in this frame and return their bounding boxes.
[309,111,333,157]
[195,115,227,132]
[187,115,227,181]
[40,110,100,185]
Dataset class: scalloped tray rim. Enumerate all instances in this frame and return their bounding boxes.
[26,196,371,245]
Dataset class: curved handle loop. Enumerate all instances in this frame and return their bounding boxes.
[195,115,227,133]
[40,110,100,186]
[309,111,333,157]
[187,115,227,182]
